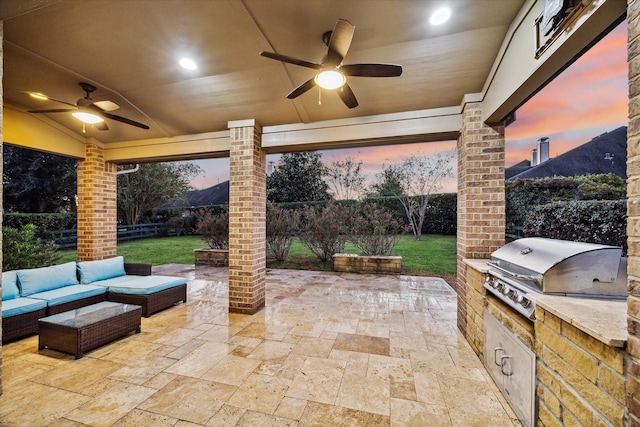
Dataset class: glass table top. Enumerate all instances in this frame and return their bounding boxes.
[39,301,140,328]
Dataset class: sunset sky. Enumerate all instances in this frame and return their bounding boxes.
[191,21,628,194]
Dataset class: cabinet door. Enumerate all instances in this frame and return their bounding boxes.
[502,331,535,427]
[483,310,505,389]
[484,309,536,427]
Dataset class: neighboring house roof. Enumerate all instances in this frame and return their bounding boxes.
[506,126,627,180]
[159,180,230,209]
[505,160,532,179]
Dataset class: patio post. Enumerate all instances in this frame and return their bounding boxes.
[627,0,640,423]
[227,119,266,314]
[456,100,505,337]
[76,140,118,261]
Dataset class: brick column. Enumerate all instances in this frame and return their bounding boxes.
[456,101,505,335]
[228,120,266,314]
[76,141,117,261]
[627,1,640,424]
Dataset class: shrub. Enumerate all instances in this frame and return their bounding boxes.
[506,174,625,226]
[163,216,197,236]
[523,200,627,254]
[347,203,406,256]
[299,202,349,262]
[195,208,229,249]
[266,204,300,261]
[3,224,59,270]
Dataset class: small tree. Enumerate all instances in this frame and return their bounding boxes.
[299,202,349,262]
[377,151,454,240]
[195,208,229,249]
[347,203,406,256]
[266,204,300,261]
[3,224,59,270]
[117,162,202,225]
[267,152,331,203]
[326,156,366,200]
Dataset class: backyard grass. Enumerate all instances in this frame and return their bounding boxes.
[58,234,457,280]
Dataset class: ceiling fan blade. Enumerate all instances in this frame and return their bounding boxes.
[20,90,78,108]
[341,63,403,77]
[260,51,322,70]
[325,19,355,67]
[286,78,317,99]
[28,108,77,113]
[338,82,358,109]
[93,100,120,111]
[101,112,150,129]
[94,121,109,131]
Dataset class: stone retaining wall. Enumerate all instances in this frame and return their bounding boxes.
[333,254,402,274]
[195,249,229,267]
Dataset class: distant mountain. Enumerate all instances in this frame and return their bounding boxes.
[506,126,627,180]
[159,180,229,209]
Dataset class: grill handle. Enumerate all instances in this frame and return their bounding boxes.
[487,261,542,283]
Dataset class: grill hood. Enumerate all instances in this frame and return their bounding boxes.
[488,238,626,296]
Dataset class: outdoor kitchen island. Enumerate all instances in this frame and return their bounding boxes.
[463,258,628,427]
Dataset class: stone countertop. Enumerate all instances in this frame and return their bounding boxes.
[463,258,627,348]
[463,258,490,273]
[527,293,627,348]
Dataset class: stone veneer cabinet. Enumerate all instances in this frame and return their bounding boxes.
[463,259,627,426]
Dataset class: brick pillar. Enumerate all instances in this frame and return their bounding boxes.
[456,101,505,335]
[76,141,117,261]
[628,1,640,424]
[228,120,266,314]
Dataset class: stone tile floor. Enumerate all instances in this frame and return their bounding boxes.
[0,265,522,426]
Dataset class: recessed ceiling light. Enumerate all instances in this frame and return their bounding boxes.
[430,7,451,25]
[179,58,198,70]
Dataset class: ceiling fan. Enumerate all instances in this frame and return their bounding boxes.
[26,82,149,130]
[260,19,402,109]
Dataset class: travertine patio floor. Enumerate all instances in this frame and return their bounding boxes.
[0,265,521,426]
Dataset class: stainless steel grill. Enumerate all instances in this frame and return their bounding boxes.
[484,237,627,319]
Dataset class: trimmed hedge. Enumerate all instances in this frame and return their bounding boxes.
[275,193,457,236]
[523,200,627,254]
[506,174,625,226]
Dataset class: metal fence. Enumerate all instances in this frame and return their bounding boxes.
[43,222,165,249]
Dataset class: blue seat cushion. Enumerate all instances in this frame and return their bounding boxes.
[2,271,20,301]
[29,285,106,307]
[106,276,187,295]
[2,297,47,318]
[18,262,78,296]
[77,256,126,284]
[91,275,144,287]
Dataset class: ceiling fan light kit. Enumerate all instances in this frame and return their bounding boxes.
[72,111,104,124]
[315,70,345,90]
[260,18,402,109]
[27,82,149,131]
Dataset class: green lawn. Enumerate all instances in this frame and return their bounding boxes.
[59,234,457,277]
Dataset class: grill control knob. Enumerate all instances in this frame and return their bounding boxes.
[502,286,511,296]
[520,297,532,308]
[514,295,524,304]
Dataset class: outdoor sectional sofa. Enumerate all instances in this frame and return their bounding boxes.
[1,256,187,342]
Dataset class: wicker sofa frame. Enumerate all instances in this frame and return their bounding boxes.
[2,306,47,343]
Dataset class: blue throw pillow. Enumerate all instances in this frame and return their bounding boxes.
[2,271,20,301]
[18,262,79,297]
[77,256,126,284]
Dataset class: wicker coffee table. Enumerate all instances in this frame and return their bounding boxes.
[38,301,142,359]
